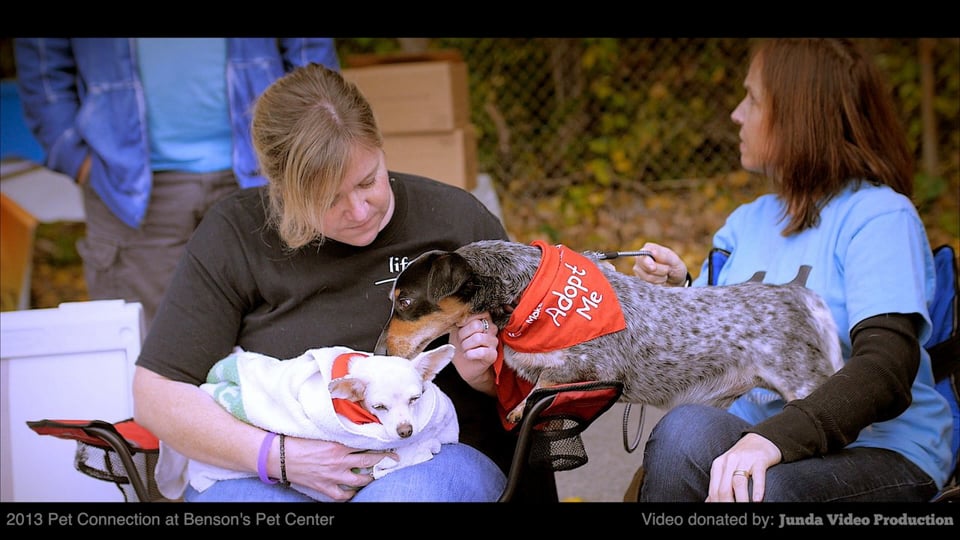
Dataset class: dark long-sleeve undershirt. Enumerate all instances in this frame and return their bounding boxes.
[747,313,921,462]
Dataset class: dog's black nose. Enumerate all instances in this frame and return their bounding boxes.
[398,423,412,438]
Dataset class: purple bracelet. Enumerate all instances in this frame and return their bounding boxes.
[258,432,278,484]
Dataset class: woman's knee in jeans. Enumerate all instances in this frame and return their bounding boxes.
[352,443,505,502]
[640,405,745,501]
[413,443,506,501]
[644,404,724,465]
[185,477,316,502]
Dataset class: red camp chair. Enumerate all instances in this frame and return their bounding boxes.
[26,418,164,502]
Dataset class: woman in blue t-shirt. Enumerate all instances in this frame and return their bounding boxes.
[632,38,953,502]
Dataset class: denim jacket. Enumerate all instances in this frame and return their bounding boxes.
[14,38,340,228]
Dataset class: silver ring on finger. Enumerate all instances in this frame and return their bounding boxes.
[481,319,489,332]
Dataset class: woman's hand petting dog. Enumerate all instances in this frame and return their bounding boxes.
[706,433,783,503]
[632,242,689,287]
[449,312,500,397]
[284,437,398,501]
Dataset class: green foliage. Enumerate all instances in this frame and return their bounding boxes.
[937,211,960,238]
[915,172,948,210]
[337,38,401,61]
[33,222,84,266]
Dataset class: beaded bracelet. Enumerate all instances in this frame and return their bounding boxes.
[258,432,278,484]
[279,434,290,486]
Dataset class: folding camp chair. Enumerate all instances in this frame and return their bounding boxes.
[927,244,959,501]
[26,418,164,502]
[27,376,623,503]
[497,380,623,502]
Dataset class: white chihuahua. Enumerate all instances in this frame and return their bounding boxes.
[156,345,460,502]
[328,345,455,439]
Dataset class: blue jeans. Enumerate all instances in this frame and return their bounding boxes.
[184,443,506,502]
[639,404,938,502]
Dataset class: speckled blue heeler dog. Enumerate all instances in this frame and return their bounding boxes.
[376,239,843,423]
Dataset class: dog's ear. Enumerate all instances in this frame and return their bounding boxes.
[412,344,456,382]
[427,253,476,302]
[329,377,367,402]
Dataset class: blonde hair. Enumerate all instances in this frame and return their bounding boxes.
[251,63,383,249]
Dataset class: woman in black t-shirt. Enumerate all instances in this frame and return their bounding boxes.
[133,63,556,503]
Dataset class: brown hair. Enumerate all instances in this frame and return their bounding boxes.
[751,38,914,235]
[251,63,383,249]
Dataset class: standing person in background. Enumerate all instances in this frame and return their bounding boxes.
[632,38,952,502]
[13,38,339,327]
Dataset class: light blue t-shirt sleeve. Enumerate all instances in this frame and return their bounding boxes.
[834,192,935,344]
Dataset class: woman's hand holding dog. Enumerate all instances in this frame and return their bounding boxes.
[449,313,500,396]
[632,242,689,287]
[706,433,782,502]
[283,437,397,501]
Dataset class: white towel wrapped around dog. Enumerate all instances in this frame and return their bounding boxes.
[154,345,459,501]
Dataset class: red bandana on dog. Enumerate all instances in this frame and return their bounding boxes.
[493,241,626,429]
[331,352,381,425]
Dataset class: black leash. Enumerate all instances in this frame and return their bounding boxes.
[584,250,656,261]
[622,402,646,453]
[584,248,655,453]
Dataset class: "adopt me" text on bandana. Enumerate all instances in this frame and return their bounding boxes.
[493,241,625,428]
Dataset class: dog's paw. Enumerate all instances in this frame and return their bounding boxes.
[506,402,526,424]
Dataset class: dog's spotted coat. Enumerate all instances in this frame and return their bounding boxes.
[376,240,843,422]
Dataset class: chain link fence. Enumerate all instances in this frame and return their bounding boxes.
[339,37,958,187]
[338,38,959,264]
